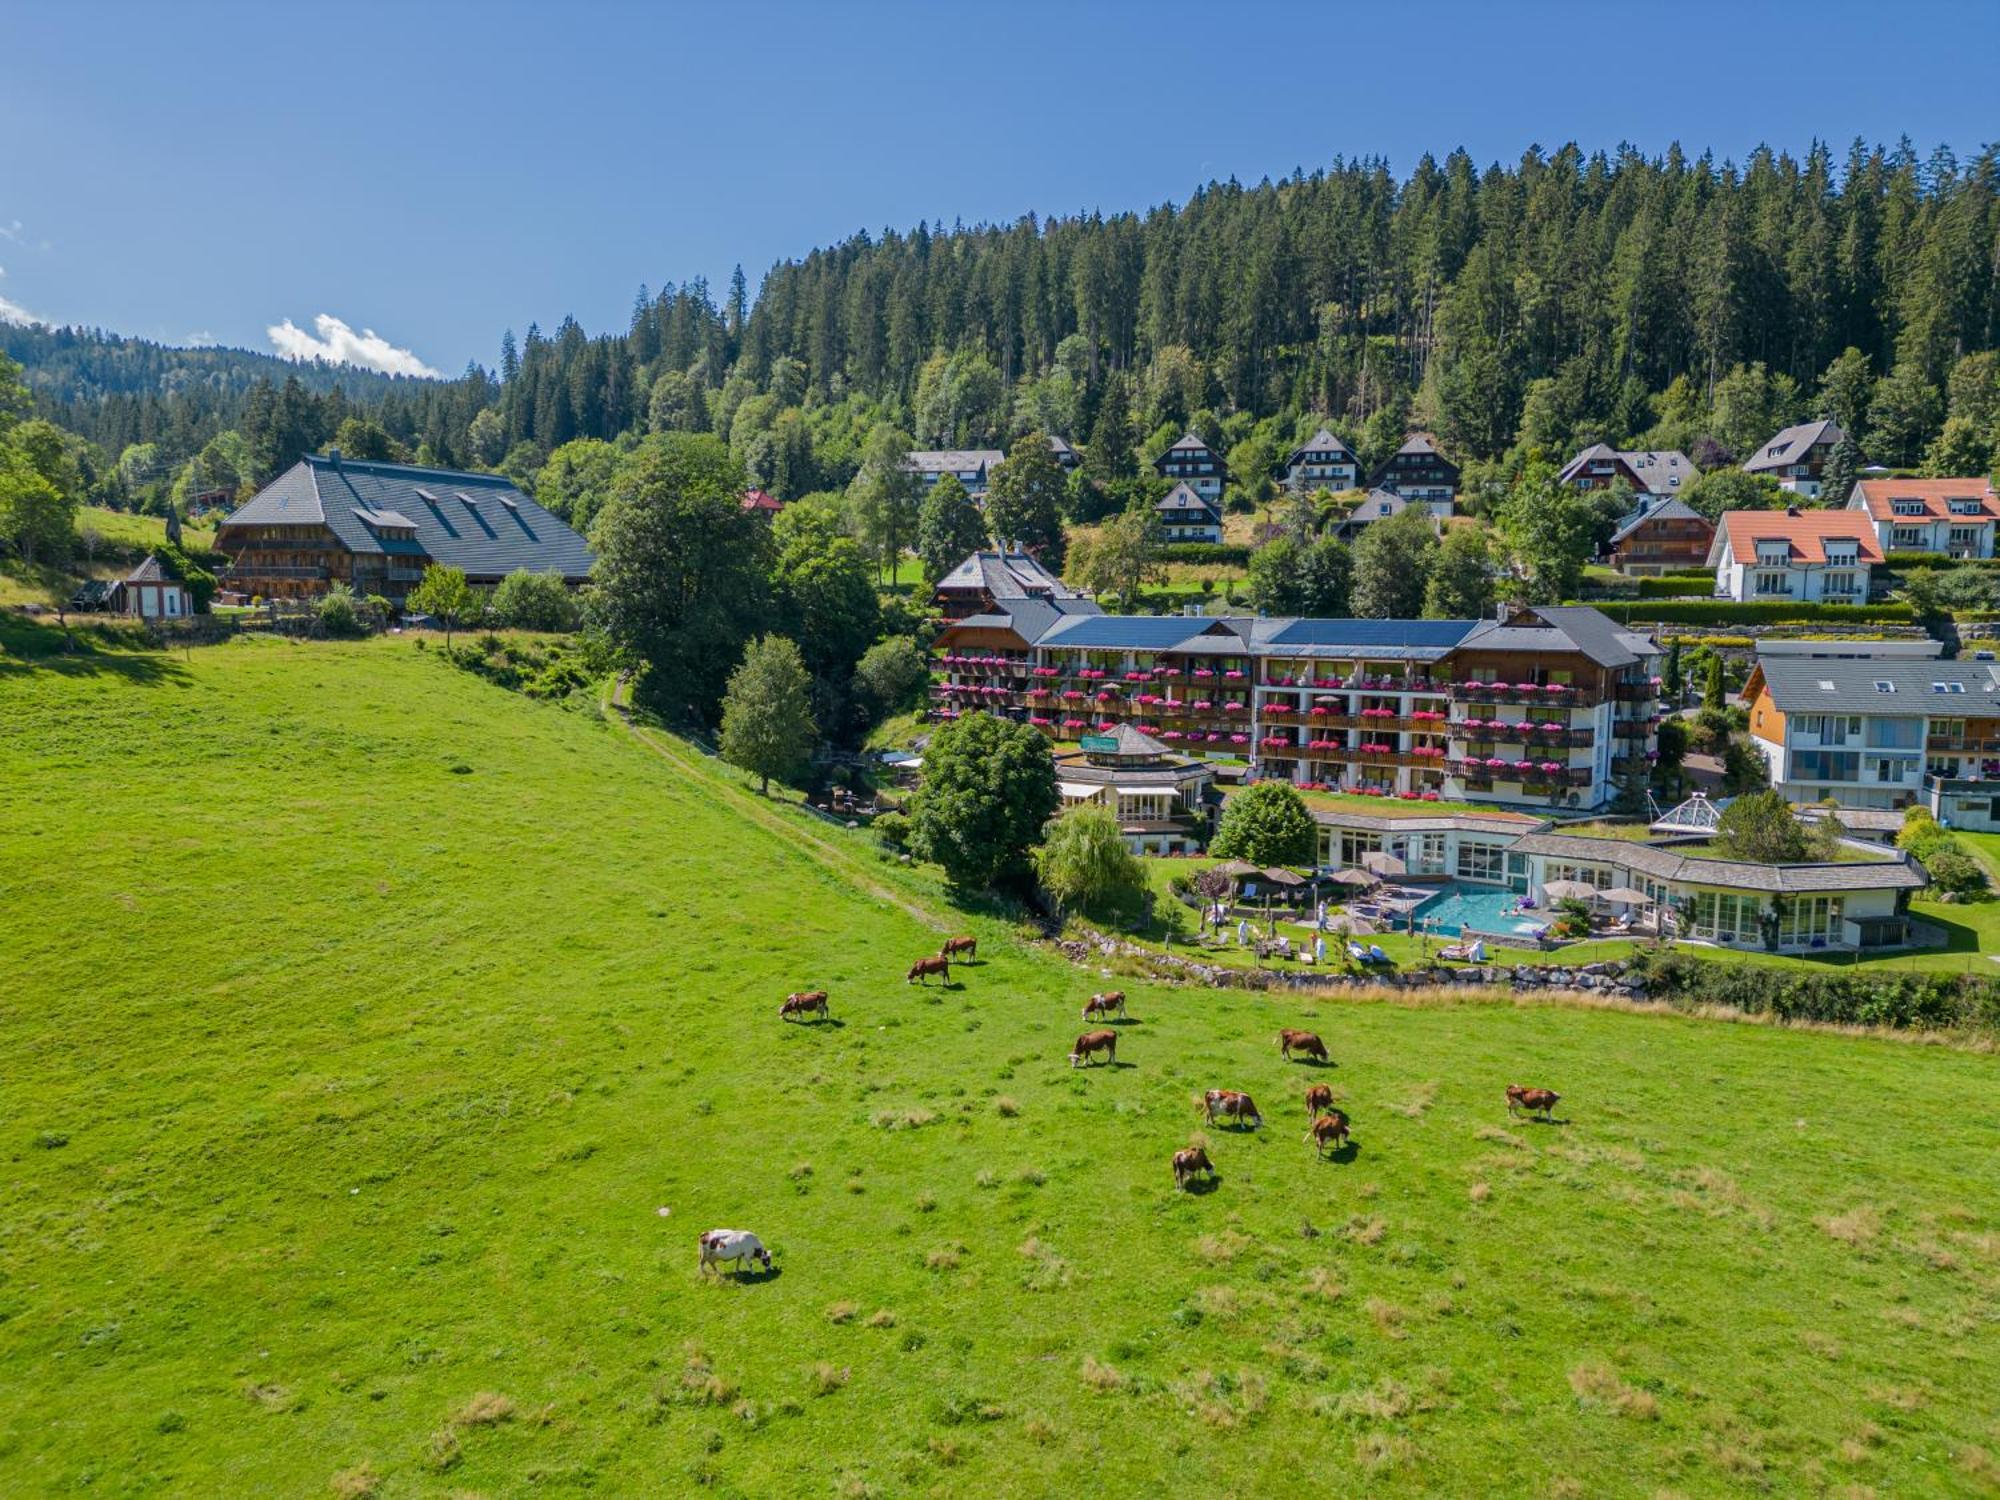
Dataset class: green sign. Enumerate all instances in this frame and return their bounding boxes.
[1079,734,1119,752]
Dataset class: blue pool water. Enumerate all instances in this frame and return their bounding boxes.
[1410,883,1547,938]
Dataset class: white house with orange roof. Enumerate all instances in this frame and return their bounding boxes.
[1845,477,2000,559]
[1706,507,1881,603]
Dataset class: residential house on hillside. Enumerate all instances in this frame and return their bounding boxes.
[1743,419,1846,497]
[1330,487,1431,543]
[113,555,192,620]
[1051,724,1212,855]
[1846,477,2000,558]
[933,549,1100,621]
[1368,433,1458,514]
[740,488,784,519]
[1282,427,1362,493]
[1154,431,1229,504]
[214,451,593,603]
[906,449,1005,499]
[1743,656,2000,811]
[1047,434,1081,472]
[1559,444,1696,498]
[928,560,1661,814]
[1155,480,1223,543]
[1706,508,1879,602]
[1602,495,1714,574]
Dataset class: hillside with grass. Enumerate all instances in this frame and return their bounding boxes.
[3,635,1999,1495]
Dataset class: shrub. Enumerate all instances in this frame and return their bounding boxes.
[1157,542,1250,567]
[317,584,365,638]
[489,569,580,631]
[1593,600,1915,626]
[871,811,910,850]
[1623,951,2000,1031]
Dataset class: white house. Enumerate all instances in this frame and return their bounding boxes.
[114,555,192,620]
[1846,477,2000,558]
[1282,427,1362,493]
[906,449,1005,499]
[1706,509,1880,603]
[1153,431,1229,504]
[1154,481,1223,544]
[1742,418,1845,498]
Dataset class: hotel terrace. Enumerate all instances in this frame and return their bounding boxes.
[929,579,1663,814]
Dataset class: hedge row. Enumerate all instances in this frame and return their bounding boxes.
[1634,576,1721,599]
[1158,542,1251,567]
[1591,599,1916,626]
[1875,553,2000,571]
[1626,951,2000,1032]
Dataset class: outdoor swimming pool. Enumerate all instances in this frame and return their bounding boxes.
[1411,883,1546,938]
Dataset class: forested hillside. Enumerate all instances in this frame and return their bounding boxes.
[8,138,2000,515]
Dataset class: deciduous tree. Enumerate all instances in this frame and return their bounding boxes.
[719,634,817,795]
[908,712,1059,892]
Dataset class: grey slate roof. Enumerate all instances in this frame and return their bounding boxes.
[1458,606,1650,670]
[1156,480,1221,518]
[906,449,1005,475]
[123,554,172,583]
[1744,419,1844,474]
[1038,615,1252,653]
[936,551,1098,611]
[221,456,593,581]
[1286,427,1360,467]
[1755,656,2000,715]
[1507,831,1926,894]
[1608,494,1709,544]
[1562,445,1698,496]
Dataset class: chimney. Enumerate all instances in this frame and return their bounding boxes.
[327,446,342,468]
[1785,505,1799,517]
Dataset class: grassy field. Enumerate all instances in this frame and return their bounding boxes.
[4,633,2000,1495]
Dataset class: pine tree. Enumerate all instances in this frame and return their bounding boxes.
[1703,653,1726,714]
[1819,430,1860,505]
[1663,639,1682,698]
[499,329,519,384]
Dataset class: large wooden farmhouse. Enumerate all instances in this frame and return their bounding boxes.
[214,450,593,602]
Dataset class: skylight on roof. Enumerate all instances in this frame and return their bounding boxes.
[1818,680,1836,691]
[1874,681,1895,692]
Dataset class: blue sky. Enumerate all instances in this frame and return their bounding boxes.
[4,0,1997,375]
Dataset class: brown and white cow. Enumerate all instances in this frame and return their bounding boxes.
[1172,1146,1214,1190]
[698,1229,773,1277]
[1070,1029,1118,1068]
[1201,1089,1262,1129]
[1082,991,1127,1021]
[906,955,950,985]
[941,934,977,960]
[778,990,830,1022]
[1308,1110,1351,1157]
[1303,1082,1335,1118]
[1506,1084,1561,1121]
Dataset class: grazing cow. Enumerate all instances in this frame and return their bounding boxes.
[906,955,950,985]
[1172,1146,1214,1190]
[698,1229,773,1277]
[1303,1082,1335,1119]
[1308,1110,1351,1157]
[1506,1084,1561,1121]
[941,934,977,960]
[1279,1028,1329,1063]
[1202,1089,1263,1129]
[1069,1029,1118,1068]
[1082,991,1127,1021]
[779,990,830,1022]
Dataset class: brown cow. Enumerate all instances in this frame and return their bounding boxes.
[779,990,830,1022]
[1201,1089,1262,1129]
[1506,1084,1561,1121]
[1303,1082,1335,1118]
[906,955,950,985]
[1070,1029,1118,1068]
[1172,1146,1214,1190]
[941,934,977,960]
[1082,991,1127,1021]
[1279,1028,1329,1063]
[1308,1110,1351,1157]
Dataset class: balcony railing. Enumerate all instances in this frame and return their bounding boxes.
[230,565,329,580]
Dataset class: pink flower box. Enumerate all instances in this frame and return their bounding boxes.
[1229,734,1249,745]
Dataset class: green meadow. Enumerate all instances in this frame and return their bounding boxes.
[3,631,1998,1496]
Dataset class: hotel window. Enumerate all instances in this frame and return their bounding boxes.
[1892,527,1927,548]
[1754,572,1792,596]
[1456,841,1506,883]
[1823,572,1859,596]
[1933,719,1966,742]
[1949,527,1980,550]
[1691,890,1761,943]
[1416,832,1446,872]
[1339,830,1382,866]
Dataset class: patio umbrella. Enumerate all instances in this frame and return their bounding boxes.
[1328,867,1380,887]
[1360,850,1407,876]
[1541,879,1598,901]
[1601,886,1651,905]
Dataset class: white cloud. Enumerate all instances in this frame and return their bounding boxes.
[184,330,218,348]
[266,313,440,378]
[0,292,45,327]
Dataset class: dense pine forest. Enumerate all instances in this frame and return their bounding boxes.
[8,138,2000,514]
